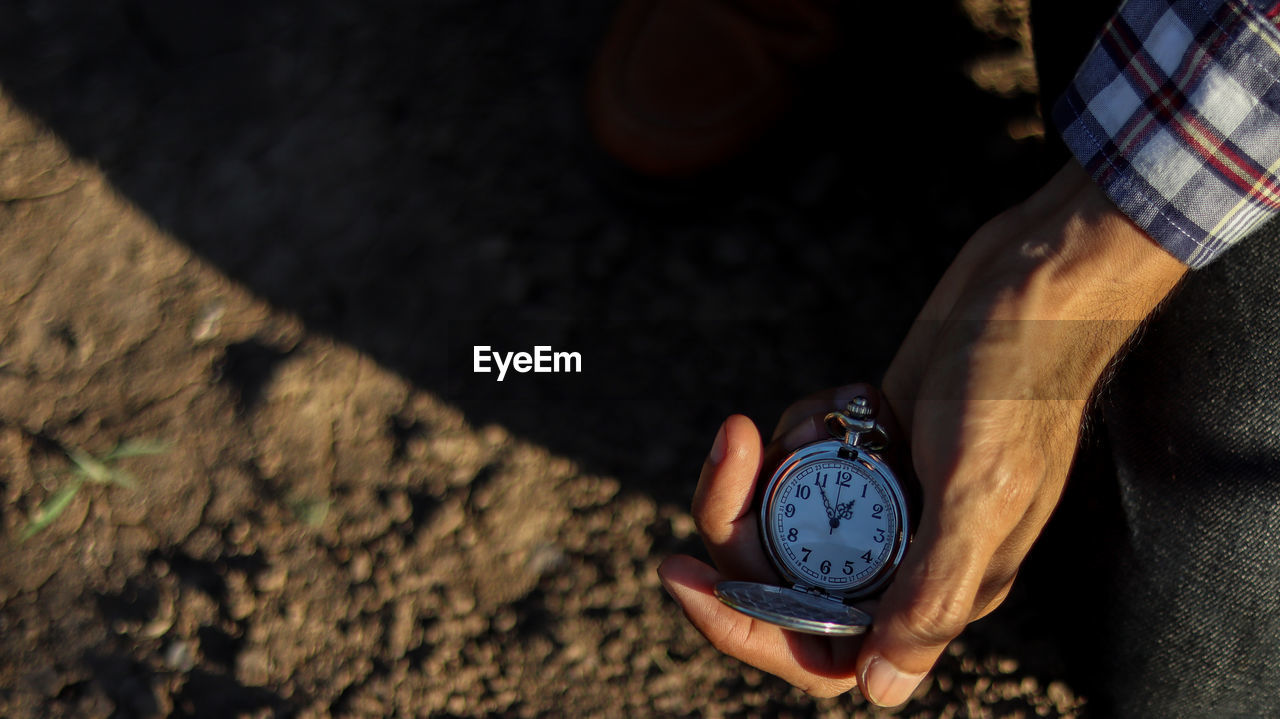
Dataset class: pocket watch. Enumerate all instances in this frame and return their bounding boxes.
[715,396,915,635]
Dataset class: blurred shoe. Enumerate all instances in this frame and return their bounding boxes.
[586,0,839,178]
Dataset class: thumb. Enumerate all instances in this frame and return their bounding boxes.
[854,525,992,707]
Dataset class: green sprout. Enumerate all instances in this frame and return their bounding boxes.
[21,439,170,541]
[287,496,332,528]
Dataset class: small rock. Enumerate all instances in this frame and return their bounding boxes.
[190,302,225,343]
[226,573,257,620]
[388,600,415,658]
[255,566,287,593]
[349,552,372,583]
[227,521,251,546]
[481,424,509,446]
[183,526,221,559]
[669,513,696,540]
[527,544,565,576]
[1047,680,1074,707]
[386,491,412,523]
[164,640,197,673]
[236,647,270,687]
[491,608,517,633]
[449,589,476,615]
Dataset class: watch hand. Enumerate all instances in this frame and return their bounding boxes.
[837,500,855,520]
[816,482,839,530]
[830,481,844,535]
[818,484,834,517]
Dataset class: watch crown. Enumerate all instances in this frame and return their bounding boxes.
[846,396,873,420]
[826,395,888,450]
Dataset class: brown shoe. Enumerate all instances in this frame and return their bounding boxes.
[586,0,839,178]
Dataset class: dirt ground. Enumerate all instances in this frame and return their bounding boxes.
[2,1,1094,717]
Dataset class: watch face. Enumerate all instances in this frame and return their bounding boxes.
[762,441,906,598]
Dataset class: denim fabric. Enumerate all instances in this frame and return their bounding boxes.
[1097,218,1280,717]
[1029,2,1280,716]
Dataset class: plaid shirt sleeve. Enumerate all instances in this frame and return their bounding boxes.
[1053,0,1280,268]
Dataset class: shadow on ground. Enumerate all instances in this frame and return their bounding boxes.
[0,0,1051,505]
[0,2,1089,716]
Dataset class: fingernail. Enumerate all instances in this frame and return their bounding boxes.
[861,656,926,707]
[656,569,674,600]
[708,423,727,465]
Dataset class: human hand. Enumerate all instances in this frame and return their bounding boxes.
[656,390,887,698]
[658,161,1188,705]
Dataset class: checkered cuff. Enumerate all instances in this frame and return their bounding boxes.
[1053,0,1280,268]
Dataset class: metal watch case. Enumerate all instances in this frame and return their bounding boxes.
[713,396,915,636]
[759,438,910,602]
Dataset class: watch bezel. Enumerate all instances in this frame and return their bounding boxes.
[759,439,910,601]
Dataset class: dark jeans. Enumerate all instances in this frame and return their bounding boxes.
[1029,2,1280,716]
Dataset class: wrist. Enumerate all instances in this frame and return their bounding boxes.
[894,162,1189,405]
[973,162,1188,324]
[991,165,1187,389]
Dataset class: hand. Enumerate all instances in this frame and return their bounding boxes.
[657,392,885,698]
[657,162,1188,705]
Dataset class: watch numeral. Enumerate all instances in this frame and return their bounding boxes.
[874,528,885,543]
[815,472,828,489]
[788,528,798,542]
[860,550,872,563]
[843,560,855,575]
[785,503,796,518]
[837,470,852,488]
[801,547,812,563]
[861,483,868,498]
[871,503,883,520]
[797,485,811,500]
[820,560,831,574]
